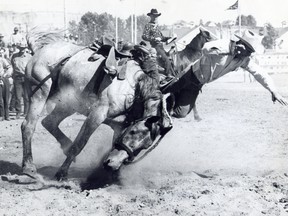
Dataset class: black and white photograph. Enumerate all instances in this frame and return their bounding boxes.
[0,0,288,215]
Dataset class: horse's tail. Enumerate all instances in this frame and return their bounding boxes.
[26,27,65,53]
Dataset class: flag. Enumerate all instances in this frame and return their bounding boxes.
[226,0,238,10]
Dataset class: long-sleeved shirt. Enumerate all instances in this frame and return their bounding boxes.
[11,49,32,78]
[190,39,277,93]
[0,57,12,78]
[10,33,25,46]
[142,22,165,47]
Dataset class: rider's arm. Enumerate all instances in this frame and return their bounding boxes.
[241,57,277,93]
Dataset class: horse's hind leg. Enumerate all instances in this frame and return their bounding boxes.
[41,104,75,155]
[21,79,52,176]
[193,104,202,121]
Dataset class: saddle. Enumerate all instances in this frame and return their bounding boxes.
[88,41,134,80]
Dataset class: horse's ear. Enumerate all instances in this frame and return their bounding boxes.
[147,116,161,123]
[201,30,212,40]
[199,28,203,34]
[145,116,161,127]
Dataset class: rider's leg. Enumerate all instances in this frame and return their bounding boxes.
[154,44,174,77]
[173,86,200,118]
[161,66,195,94]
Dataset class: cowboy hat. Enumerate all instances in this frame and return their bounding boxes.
[134,44,150,55]
[235,30,264,53]
[97,44,132,58]
[118,42,133,57]
[147,9,161,17]
[101,36,116,47]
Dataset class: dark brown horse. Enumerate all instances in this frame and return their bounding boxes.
[166,29,215,120]
[22,28,170,180]
[174,29,214,73]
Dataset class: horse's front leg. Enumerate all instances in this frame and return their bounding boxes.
[55,107,107,181]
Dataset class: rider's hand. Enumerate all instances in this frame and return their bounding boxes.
[161,37,171,42]
[272,92,288,105]
[154,37,161,42]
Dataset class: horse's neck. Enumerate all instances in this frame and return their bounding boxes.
[174,39,204,73]
[185,37,205,52]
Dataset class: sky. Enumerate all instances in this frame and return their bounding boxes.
[0,0,288,27]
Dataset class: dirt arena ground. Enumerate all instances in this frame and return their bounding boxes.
[0,72,288,216]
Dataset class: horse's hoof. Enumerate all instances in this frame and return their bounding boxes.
[55,171,68,182]
[194,117,202,122]
[22,164,37,178]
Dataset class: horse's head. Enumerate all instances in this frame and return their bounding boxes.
[186,29,215,51]
[199,29,214,42]
[103,115,161,170]
[103,94,173,171]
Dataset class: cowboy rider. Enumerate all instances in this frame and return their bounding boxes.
[162,30,288,118]
[142,9,174,78]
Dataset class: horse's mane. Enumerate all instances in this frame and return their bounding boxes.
[137,70,161,102]
[126,69,161,122]
[26,27,65,53]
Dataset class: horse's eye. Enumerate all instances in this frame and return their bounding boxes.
[130,130,136,135]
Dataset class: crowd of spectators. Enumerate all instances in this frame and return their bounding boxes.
[0,26,31,121]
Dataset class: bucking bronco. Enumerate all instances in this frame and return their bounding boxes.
[22,28,172,181]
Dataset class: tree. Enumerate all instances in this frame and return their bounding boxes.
[68,12,152,46]
[78,12,99,44]
[262,23,279,49]
[247,15,257,27]
[68,20,79,36]
[72,12,117,45]
[221,20,235,27]
[236,15,257,27]
[123,14,150,43]
[97,13,115,37]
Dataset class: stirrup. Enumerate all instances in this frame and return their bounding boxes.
[159,76,174,88]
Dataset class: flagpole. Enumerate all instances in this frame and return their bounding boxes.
[238,0,245,82]
[115,15,118,48]
[131,14,134,43]
[238,0,241,34]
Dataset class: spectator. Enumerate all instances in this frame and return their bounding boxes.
[0,34,10,59]
[11,43,32,119]
[0,54,12,121]
[0,33,6,49]
[10,27,25,53]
